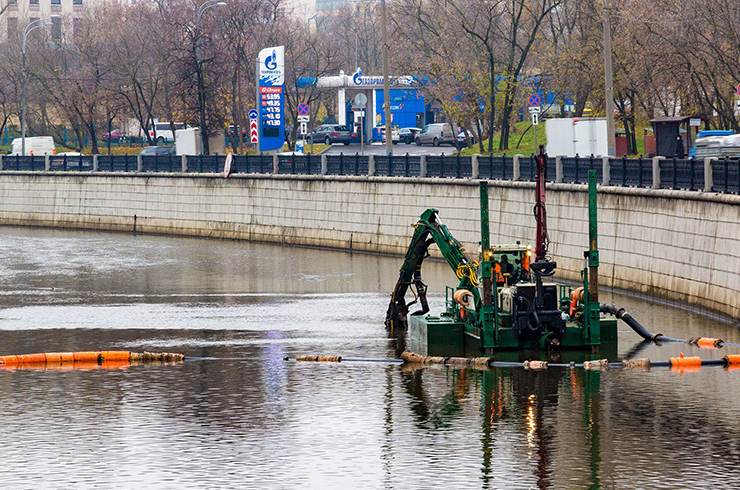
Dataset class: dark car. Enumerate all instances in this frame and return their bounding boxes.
[307,124,352,145]
[398,127,422,144]
[139,145,175,156]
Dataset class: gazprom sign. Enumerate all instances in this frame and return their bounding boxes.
[258,46,285,152]
[349,68,418,88]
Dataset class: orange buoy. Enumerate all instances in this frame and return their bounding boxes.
[696,338,723,349]
[724,355,740,369]
[669,352,701,373]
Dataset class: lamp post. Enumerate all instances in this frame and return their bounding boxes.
[196,0,226,155]
[22,16,57,157]
[380,0,392,156]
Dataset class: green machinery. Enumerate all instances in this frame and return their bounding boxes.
[385,149,617,357]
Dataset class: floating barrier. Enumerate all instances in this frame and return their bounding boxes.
[0,351,185,370]
[285,350,740,374]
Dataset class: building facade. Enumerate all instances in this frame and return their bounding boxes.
[2,0,88,43]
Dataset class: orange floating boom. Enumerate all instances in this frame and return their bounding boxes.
[0,351,185,369]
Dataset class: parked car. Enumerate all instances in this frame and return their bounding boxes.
[381,126,400,144]
[456,130,476,148]
[415,123,455,146]
[398,127,422,144]
[139,146,175,156]
[103,129,124,141]
[141,122,188,144]
[307,124,352,145]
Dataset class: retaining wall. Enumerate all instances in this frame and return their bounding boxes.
[0,171,737,318]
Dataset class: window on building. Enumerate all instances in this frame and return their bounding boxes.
[51,16,62,41]
[8,0,17,4]
[73,0,83,4]
[30,0,39,4]
[73,18,82,38]
[51,0,61,4]
[7,17,17,39]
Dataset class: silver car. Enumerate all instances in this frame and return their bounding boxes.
[415,123,455,146]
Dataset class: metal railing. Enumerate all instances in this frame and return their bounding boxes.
[659,157,704,191]
[609,156,652,187]
[561,154,602,184]
[712,157,740,194]
[1,153,737,195]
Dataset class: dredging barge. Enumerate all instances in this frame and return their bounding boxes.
[385,148,617,358]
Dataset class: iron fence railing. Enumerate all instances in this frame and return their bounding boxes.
[426,154,473,178]
[374,154,422,177]
[477,155,513,180]
[712,157,740,194]
[609,156,652,188]
[326,153,369,176]
[2,153,739,196]
[659,158,704,191]
[97,155,137,172]
[562,154,602,184]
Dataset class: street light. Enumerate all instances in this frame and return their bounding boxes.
[380,0,392,156]
[196,0,227,155]
[22,16,58,157]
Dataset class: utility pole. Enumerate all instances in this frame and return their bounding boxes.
[381,0,393,156]
[603,0,616,157]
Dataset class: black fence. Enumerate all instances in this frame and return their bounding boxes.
[712,157,740,194]
[659,158,704,191]
[426,154,473,178]
[97,155,138,172]
[518,155,557,182]
[374,154,422,177]
[478,155,513,180]
[562,155,602,184]
[609,157,653,188]
[326,153,369,176]
[2,155,46,171]
[2,153,739,196]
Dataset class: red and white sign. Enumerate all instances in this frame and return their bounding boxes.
[250,118,258,144]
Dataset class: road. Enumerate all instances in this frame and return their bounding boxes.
[322,141,459,156]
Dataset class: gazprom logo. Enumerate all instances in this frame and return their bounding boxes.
[265,50,277,70]
[352,68,363,85]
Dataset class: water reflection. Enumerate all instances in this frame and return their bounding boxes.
[0,226,739,488]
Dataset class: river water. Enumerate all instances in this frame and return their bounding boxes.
[1,226,739,489]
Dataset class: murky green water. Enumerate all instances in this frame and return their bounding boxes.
[0,226,739,489]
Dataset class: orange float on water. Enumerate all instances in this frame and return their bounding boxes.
[669,352,701,373]
[0,351,184,370]
[696,338,723,349]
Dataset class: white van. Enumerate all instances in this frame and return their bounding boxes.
[415,123,455,146]
[7,136,56,156]
[143,122,189,144]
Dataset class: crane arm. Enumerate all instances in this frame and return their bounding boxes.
[385,209,480,330]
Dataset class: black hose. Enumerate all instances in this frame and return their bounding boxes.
[600,304,682,343]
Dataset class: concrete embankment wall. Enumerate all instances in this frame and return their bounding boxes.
[0,172,737,318]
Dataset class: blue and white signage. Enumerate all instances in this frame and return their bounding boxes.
[349,67,417,88]
[248,109,258,119]
[258,46,285,152]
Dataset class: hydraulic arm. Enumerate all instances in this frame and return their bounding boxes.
[385,209,480,331]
